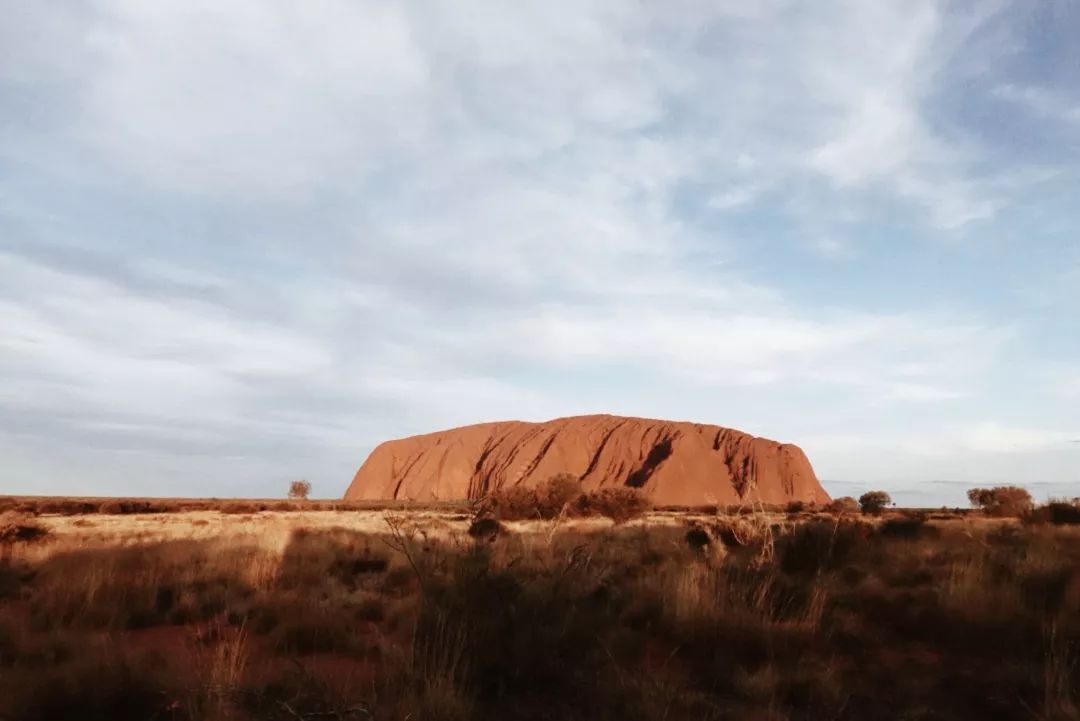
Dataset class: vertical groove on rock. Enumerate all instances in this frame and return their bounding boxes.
[581,418,629,481]
[625,436,675,488]
[391,452,427,499]
[521,430,559,479]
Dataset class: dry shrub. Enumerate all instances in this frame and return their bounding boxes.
[685,527,712,552]
[711,517,776,549]
[879,513,936,539]
[487,485,543,521]
[239,662,373,721]
[7,500,1080,721]
[570,486,650,523]
[535,473,583,517]
[858,491,892,515]
[277,527,394,593]
[404,543,638,720]
[0,513,49,546]
[778,519,868,575]
[25,499,99,515]
[288,479,312,501]
[97,500,178,515]
[27,539,269,630]
[220,502,261,515]
[3,496,470,517]
[486,474,650,523]
[355,596,386,622]
[467,518,505,542]
[968,486,1034,517]
[825,497,860,515]
[0,643,174,721]
[1025,500,1080,526]
[274,613,363,656]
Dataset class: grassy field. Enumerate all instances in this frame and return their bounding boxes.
[1,503,1078,721]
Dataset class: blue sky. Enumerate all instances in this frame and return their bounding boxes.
[2,1,1078,505]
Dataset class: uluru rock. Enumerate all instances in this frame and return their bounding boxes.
[345,414,830,506]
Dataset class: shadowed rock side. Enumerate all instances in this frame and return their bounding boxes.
[345,415,830,507]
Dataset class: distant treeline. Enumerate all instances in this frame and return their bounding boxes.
[1,494,975,518]
[0,496,471,516]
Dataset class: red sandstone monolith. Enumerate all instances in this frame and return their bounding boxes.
[345,415,829,506]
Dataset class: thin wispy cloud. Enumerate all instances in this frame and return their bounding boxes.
[1,0,1077,502]
[994,84,1080,124]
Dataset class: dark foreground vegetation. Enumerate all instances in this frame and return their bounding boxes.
[2,502,1080,721]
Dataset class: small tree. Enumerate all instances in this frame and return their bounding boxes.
[825,496,860,515]
[483,473,650,523]
[859,491,892,516]
[571,486,650,524]
[967,486,1033,517]
[487,474,583,521]
[536,473,583,518]
[288,479,312,501]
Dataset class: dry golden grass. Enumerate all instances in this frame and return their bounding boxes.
[1,507,1078,721]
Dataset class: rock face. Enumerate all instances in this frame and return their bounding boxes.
[345,415,830,506]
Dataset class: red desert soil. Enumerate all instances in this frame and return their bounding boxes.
[345,414,830,506]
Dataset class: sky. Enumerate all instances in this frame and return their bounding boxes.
[2,1,1078,505]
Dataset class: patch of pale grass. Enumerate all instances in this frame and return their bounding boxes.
[940,552,1024,624]
[664,562,718,625]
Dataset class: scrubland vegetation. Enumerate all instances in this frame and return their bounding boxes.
[1,489,1079,721]
[0,497,465,517]
[480,473,651,523]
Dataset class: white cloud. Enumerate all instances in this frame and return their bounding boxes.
[880,383,965,403]
[1,0,1025,228]
[799,0,1010,229]
[0,239,1004,474]
[0,253,334,434]
[960,422,1080,454]
[81,1,433,195]
[709,185,766,211]
[811,237,855,259]
[994,83,1080,124]
[1,0,1074,500]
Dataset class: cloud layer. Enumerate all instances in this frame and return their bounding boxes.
[2,0,1078,504]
